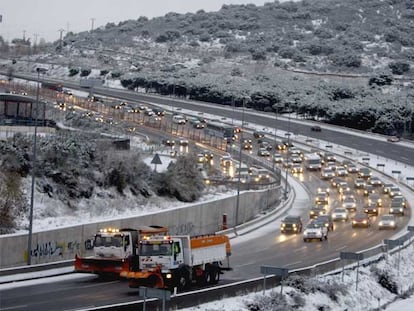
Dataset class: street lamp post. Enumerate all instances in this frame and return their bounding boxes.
[272,110,277,173]
[27,67,47,265]
[284,112,291,200]
[234,97,246,235]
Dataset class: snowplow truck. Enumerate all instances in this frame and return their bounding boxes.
[120,234,231,291]
[74,226,168,276]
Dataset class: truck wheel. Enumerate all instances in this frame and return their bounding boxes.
[204,270,211,285]
[211,267,220,285]
[177,271,190,291]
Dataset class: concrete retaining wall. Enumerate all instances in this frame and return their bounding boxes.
[0,186,281,268]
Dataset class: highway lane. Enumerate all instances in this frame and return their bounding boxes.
[1,165,409,310]
[82,85,414,168]
[226,168,410,280]
[8,72,414,166]
[1,75,412,310]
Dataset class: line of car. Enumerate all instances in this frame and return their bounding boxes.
[281,155,409,242]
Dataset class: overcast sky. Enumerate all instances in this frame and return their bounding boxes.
[0,0,273,43]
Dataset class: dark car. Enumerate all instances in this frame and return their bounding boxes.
[315,214,334,231]
[162,138,175,147]
[259,141,273,151]
[364,203,379,216]
[310,205,327,219]
[280,216,303,234]
[358,168,372,179]
[368,193,382,207]
[152,108,165,116]
[352,213,371,228]
[311,125,322,132]
[253,131,266,139]
[363,184,375,196]
[242,139,253,150]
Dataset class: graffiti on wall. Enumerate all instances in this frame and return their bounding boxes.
[25,239,82,261]
[30,240,64,259]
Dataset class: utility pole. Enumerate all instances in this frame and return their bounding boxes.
[58,29,65,51]
[90,18,95,31]
[32,33,38,54]
[27,67,47,265]
[22,29,26,41]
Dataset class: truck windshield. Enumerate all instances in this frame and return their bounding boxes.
[306,159,320,164]
[94,234,123,248]
[140,243,172,256]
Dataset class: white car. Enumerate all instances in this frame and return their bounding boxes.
[354,178,366,189]
[321,168,335,179]
[389,187,402,198]
[379,214,397,230]
[342,197,357,212]
[273,153,284,163]
[172,114,186,124]
[336,166,348,177]
[389,204,404,216]
[303,222,328,242]
[332,208,349,221]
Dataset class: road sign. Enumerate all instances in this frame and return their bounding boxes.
[407,226,414,232]
[151,153,162,165]
[406,177,414,181]
[362,157,370,161]
[340,252,363,261]
[260,266,289,277]
[384,239,404,247]
[139,287,171,301]
[392,170,401,174]
[376,164,385,167]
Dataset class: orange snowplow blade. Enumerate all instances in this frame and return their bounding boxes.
[74,254,125,275]
[122,270,165,288]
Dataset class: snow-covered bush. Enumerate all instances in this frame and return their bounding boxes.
[371,266,399,295]
[244,291,291,311]
[152,155,205,202]
[0,172,27,234]
[68,68,79,77]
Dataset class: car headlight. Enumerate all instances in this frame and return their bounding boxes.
[363,220,367,224]
[292,224,297,228]
[400,208,403,212]
[352,221,356,224]
[390,221,395,226]
[281,223,286,227]
[379,221,383,226]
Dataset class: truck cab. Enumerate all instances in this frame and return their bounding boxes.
[93,228,137,259]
